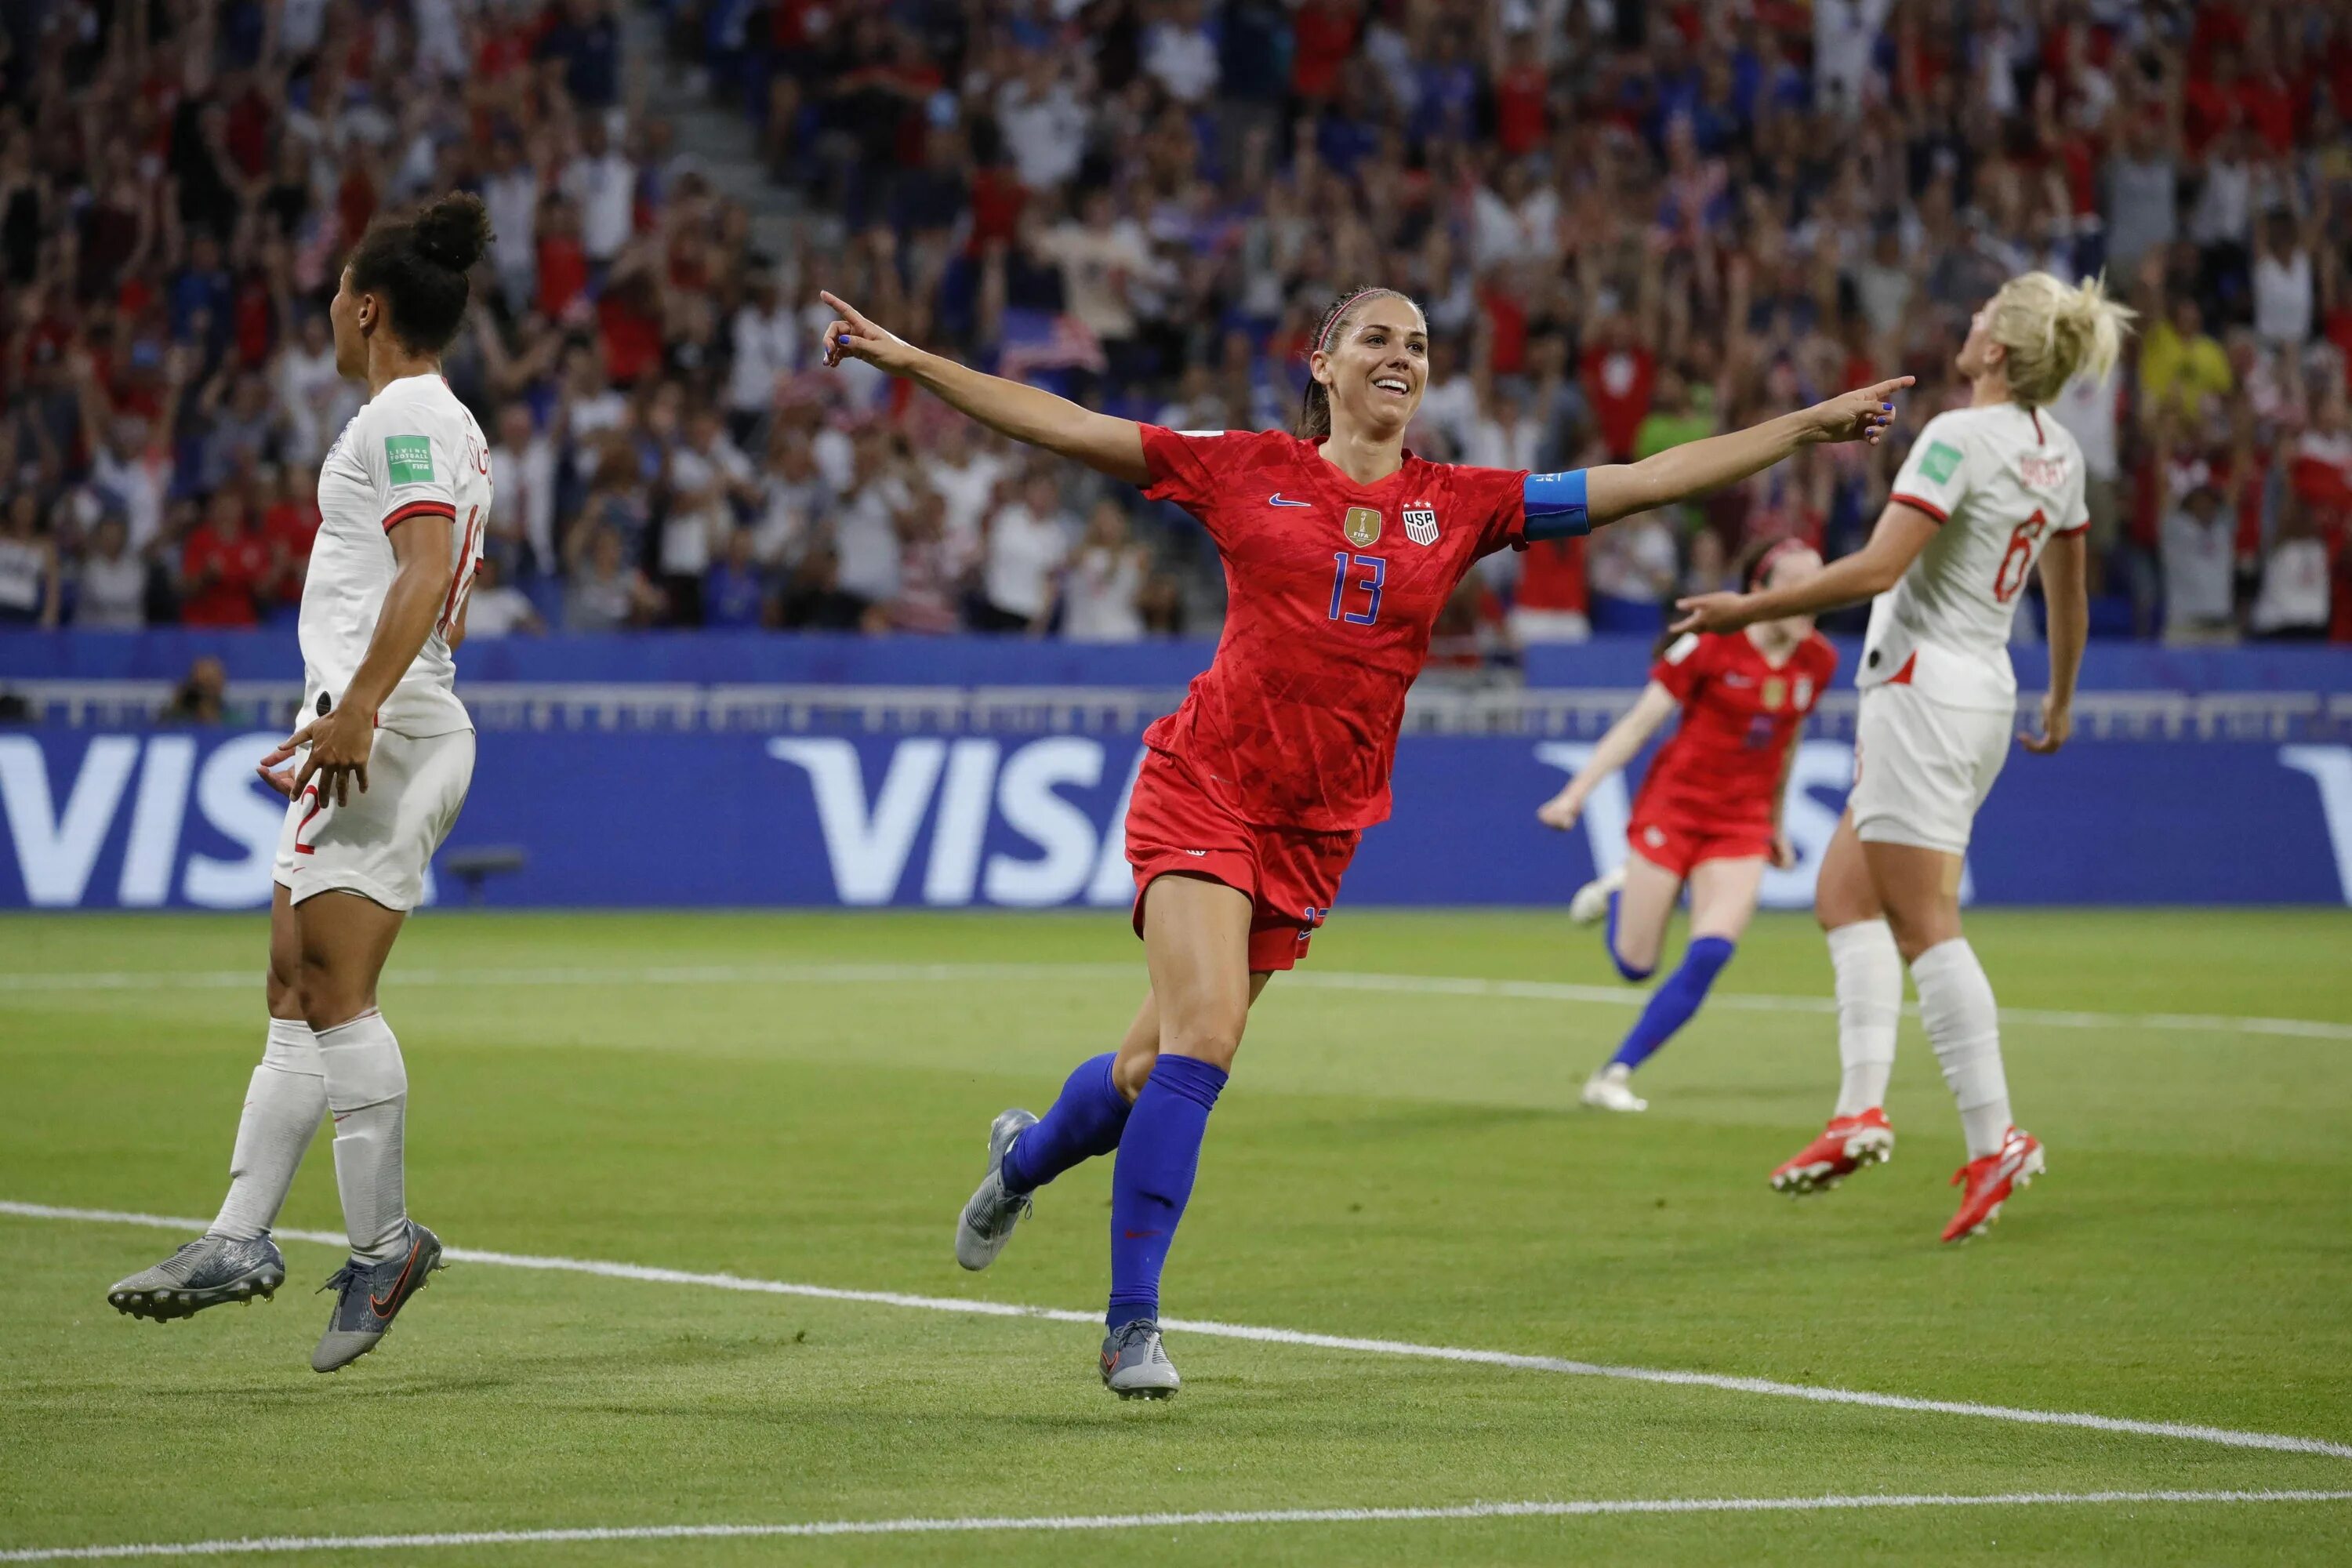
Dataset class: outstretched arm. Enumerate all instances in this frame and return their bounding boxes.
[819,292,1149,487]
[1537,682,1679,830]
[1669,499,1941,635]
[1581,379,1911,526]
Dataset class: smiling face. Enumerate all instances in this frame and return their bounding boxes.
[1311,293,1428,445]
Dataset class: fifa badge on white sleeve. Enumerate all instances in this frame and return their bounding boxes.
[1403,502,1439,546]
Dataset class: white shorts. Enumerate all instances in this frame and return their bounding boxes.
[273,728,476,911]
[1849,685,2009,855]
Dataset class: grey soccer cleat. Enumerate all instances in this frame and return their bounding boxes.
[955,1109,1039,1272]
[311,1221,445,1373]
[107,1235,288,1321]
[1100,1319,1181,1400]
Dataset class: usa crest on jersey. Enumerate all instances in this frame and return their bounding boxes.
[1403,500,1439,546]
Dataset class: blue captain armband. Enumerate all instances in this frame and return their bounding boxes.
[1523,469,1591,539]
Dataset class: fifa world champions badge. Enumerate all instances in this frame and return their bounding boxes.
[1343,505,1383,547]
[1403,502,1439,546]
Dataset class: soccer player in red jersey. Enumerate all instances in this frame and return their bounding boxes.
[818,285,1907,1398]
[1537,539,1838,1112]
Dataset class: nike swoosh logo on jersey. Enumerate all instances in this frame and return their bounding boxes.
[1722,673,1755,686]
[1267,493,1312,507]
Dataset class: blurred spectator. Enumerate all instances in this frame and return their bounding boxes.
[0,492,60,626]
[564,524,662,632]
[778,546,866,632]
[2161,481,2238,644]
[2141,299,2234,425]
[487,405,557,580]
[158,658,228,724]
[927,420,1011,568]
[260,466,321,613]
[462,556,546,640]
[1061,502,1150,644]
[180,491,269,629]
[2249,503,2333,641]
[833,428,913,615]
[1588,513,1681,635]
[975,469,1073,633]
[885,495,965,635]
[2252,211,2315,349]
[1681,528,1733,599]
[702,529,770,631]
[727,271,799,444]
[753,430,832,572]
[659,408,758,622]
[70,515,147,630]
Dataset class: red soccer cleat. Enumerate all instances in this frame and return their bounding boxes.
[1769,1108,1894,1196]
[1941,1127,2045,1243]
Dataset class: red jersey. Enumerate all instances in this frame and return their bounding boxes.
[1138,426,1531,831]
[1637,629,1838,832]
[180,526,270,627]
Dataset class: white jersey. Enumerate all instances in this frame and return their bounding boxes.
[306,373,492,736]
[1865,402,2089,711]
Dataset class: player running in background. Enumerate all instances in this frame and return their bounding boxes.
[1673,272,2132,1242]
[1537,539,1838,1112]
[107,196,494,1368]
[820,283,1905,1397]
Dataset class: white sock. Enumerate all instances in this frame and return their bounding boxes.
[1909,938,2011,1159]
[316,1010,409,1262]
[1827,919,1901,1118]
[208,1018,326,1241]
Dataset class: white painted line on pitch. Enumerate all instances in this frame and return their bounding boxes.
[4,960,2347,1040]
[3,1490,2348,1562]
[10,1201,2350,1463]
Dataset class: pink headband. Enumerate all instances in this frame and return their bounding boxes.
[1317,289,1399,353]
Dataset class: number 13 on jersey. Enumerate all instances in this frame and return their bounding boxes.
[1328,552,1386,626]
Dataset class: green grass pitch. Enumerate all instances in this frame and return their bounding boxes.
[2,906,2349,1564]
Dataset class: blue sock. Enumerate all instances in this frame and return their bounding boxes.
[1610,935,1735,1071]
[1105,1054,1226,1331]
[1000,1054,1129,1195]
[1606,891,1656,982]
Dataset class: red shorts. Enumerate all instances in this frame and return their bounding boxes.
[1624,809,1774,879]
[1125,746,1360,972]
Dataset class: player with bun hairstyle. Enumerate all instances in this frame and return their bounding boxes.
[819,281,1911,1397]
[1674,272,2134,1241]
[1538,536,1838,1113]
[107,195,497,1370]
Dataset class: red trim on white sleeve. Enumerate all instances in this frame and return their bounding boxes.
[381,499,457,533]
[2053,519,2092,537]
[1889,492,1950,523]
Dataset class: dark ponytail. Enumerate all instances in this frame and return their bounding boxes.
[1296,285,1411,439]
[348,191,494,354]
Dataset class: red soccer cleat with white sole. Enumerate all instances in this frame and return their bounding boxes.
[1769,1108,1894,1196]
[1941,1126,2045,1243]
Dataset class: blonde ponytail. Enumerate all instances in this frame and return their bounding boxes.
[1986,271,2136,408]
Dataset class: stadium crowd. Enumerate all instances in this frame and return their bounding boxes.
[1,0,2350,647]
